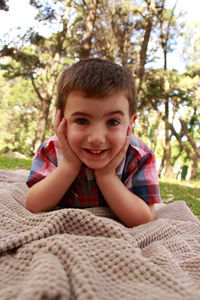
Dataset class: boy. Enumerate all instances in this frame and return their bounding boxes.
[26,58,161,227]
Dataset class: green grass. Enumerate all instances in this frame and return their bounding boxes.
[0,154,199,218]
[0,154,32,170]
[159,178,200,218]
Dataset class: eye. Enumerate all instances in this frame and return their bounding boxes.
[107,119,120,126]
[75,118,88,125]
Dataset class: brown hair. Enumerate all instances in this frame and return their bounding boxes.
[56,58,137,116]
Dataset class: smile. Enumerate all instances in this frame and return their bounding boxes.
[84,149,107,156]
[89,150,103,154]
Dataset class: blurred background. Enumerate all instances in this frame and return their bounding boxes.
[0,0,199,182]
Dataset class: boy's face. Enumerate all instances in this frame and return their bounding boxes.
[63,90,135,169]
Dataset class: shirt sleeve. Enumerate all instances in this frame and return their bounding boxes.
[124,148,161,205]
[26,138,58,188]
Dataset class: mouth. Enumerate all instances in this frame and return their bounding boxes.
[84,149,107,156]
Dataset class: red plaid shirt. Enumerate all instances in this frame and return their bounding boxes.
[27,135,161,208]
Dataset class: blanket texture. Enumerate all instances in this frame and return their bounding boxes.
[0,169,200,300]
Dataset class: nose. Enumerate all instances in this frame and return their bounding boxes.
[87,125,106,145]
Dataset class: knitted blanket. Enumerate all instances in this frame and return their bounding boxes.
[0,169,200,300]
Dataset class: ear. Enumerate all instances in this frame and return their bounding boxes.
[58,108,64,118]
[129,114,137,127]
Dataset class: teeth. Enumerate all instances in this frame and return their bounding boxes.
[89,150,102,154]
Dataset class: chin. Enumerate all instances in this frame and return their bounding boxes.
[84,163,106,170]
[82,159,108,170]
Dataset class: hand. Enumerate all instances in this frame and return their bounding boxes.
[94,125,132,179]
[54,109,82,170]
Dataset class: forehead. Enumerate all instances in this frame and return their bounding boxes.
[64,90,130,115]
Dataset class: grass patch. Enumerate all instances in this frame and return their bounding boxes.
[0,155,32,170]
[159,178,200,218]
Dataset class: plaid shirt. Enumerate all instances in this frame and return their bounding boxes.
[26,135,161,208]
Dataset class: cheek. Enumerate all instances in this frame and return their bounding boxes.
[66,126,82,148]
[110,128,127,148]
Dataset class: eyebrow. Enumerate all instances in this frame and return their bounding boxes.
[71,110,125,117]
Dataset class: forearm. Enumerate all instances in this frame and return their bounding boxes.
[96,175,154,227]
[26,162,79,213]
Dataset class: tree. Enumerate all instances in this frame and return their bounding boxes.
[1,37,63,153]
[0,73,38,155]
[1,1,75,153]
[135,0,157,94]
[150,0,185,177]
[90,0,159,88]
[138,66,200,179]
[76,0,99,59]
[158,3,174,177]
[168,74,200,179]
[0,0,8,11]
[182,21,200,71]
[0,0,103,153]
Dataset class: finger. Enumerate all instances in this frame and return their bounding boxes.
[56,119,70,158]
[114,126,132,164]
[126,124,132,138]
[123,125,132,149]
[123,125,132,150]
[57,117,67,141]
[54,109,62,133]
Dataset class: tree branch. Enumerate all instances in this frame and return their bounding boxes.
[179,118,200,158]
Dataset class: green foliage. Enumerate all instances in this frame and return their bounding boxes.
[137,67,200,178]
[135,108,164,157]
[0,46,43,78]
[183,21,200,66]
[0,75,39,156]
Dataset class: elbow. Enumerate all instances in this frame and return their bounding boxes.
[144,213,155,224]
[26,191,40,213]
[125,211,155,228]
[139,209,155,225]
[146,209,155,224]
[26,205,38,214]
[26,190,51,213]
[26,201,37,214]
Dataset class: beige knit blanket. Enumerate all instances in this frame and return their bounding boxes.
[0,169,200,300]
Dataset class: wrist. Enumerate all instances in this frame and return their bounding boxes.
[95,169,117,184]
[59,159,81,177]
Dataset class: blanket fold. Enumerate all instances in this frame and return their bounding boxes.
[0,169,200,300]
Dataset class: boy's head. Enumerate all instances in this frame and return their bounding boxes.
[56,58,137,116]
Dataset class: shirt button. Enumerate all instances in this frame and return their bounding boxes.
[92,188,98,194]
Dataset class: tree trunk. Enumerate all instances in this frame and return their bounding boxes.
[31,52,61,153]
[79,0,98,59]
[168,121,200,179]
[32,100,50,154]
[158,1,177,178]
[179,118,200,159]
[190,158,199,179]
[158,147,165,177]
[163,97,174,177]
[135,0,156,94]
